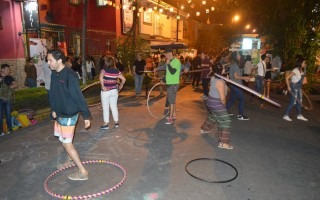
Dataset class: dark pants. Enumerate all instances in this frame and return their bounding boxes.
[202,78,210,96]
[226,85,245,115]
[0,99,12,132]
[192,72,201,87]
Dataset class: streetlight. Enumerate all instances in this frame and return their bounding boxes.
[232,15,240,23]
[245,24,251,29]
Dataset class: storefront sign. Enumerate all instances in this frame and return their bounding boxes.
[23,1,39,32]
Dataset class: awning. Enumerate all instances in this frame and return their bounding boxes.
[150,42,188,50]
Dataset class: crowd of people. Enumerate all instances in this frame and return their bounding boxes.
[0,47,312,180]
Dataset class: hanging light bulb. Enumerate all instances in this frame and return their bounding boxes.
[211,6,215,11]
[187,0,192,3]
[187,13,190,17]
[177,15,180,19]
[159,8,163,13]
[122,5,127,10]
[169,7,174,12]
[202,0,206,5]
[148,8,153,12]
[154,6,158,10]
[180,5,184,10]
[206,9,209,13]
[196,12,200,16]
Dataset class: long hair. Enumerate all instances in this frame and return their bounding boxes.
[104,57,115,69]
[295,57,306,69]
[212,63,224,76]
[230,51,239,65]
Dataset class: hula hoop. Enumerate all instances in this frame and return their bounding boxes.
[44,160,127,199]
[185,158,238,183]
[289,90,314,110]
[81,81,101,107]
[147,82,169,119]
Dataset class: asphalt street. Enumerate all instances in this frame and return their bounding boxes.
[0,84,319,200]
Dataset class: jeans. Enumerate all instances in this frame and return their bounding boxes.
[284,86,302,116]
[202,78,210,96]
[192,72,201,87]
[134,74,144,94]
[255,76,264,94]
[26,78,37,88]
[101,89,119,123]
[0,99,12,132]
[226,85,245,115]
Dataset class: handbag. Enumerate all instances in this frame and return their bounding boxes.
[302,77,308,85]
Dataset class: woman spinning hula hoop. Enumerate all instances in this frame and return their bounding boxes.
[283,57,309,122]
[200,63,233,150]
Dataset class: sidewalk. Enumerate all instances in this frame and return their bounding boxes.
[0,84,319,200]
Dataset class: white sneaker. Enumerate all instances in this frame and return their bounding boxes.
[283,115,292,121]
[297,115,308,121]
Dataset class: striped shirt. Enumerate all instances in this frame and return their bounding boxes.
[102,68,121,90]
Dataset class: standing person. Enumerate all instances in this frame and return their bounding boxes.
[200,63,233,149]
[85,56,94,80]
[264,56,273,98]
[47,49,91,181]
[100,57,126,130]
[226,51,251,120]
[192,53,201,88]
[255,54,267,107]
[42,57,52,104]
[161,49,181,125]
[24,58,37,88]
[283,57,308,122]
[200,53,212,100]
[243,55,253,86]
[65,56,73,68]
[0,64,17,136]
[133,53,146,97]
[115,57,125,73]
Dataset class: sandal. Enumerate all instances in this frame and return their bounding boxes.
[218,142,234,150]
[68,171,88,181]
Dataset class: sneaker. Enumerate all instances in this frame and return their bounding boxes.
[7,129,12,134]
[297,115,308,121]
[100,125,109,130]
[200,129,210,134]
[57,159,75,170]
[237,115,250,120]
[165,118,174,125]
[68,171,88,181]
[115,122,119,128]
[0,132,5,136]
[283,115,292,122]
[200,95,207,99]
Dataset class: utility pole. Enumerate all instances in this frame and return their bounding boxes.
[81,0,88,84]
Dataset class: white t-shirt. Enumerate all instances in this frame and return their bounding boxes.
[244,61,253,75]
[86,61,94,73]
[291,68,302,83]
[257,61,266,76]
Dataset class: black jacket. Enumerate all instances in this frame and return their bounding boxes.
[50,67,91,119]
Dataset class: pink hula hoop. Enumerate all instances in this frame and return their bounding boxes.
[44,160,127,199]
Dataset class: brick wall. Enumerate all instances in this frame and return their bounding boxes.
[0,58,27,90]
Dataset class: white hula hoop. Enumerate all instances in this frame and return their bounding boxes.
[147,82,169,119]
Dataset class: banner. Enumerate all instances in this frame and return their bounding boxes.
[29,38,47,86]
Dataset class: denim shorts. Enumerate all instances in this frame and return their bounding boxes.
[54,114,79,143]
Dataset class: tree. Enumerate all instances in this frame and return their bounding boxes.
[116,0,150,73]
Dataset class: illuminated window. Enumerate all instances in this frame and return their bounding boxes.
[69,0,80,6]
[97,0,108,6]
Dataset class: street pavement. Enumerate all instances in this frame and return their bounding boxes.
[0,83,319,200]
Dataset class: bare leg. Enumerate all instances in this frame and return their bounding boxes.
[63,143,88,175]
[266,80,270,98]
[169,104,174,118]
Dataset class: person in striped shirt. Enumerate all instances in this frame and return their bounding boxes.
[99,57,126,130]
